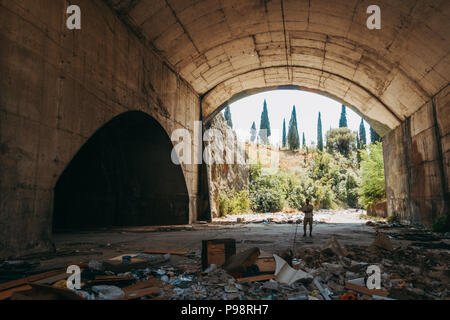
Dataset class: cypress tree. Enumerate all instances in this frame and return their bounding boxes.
[258,99,271,144]
[302,132,306,149]
[224,106,233,128]
[250,121,257,142]
[317,112,323,151]
[287,105,300,150]
[370,127,381,143]
[339,105,348,128]
[359,118,367,147]
[282,119,287,148]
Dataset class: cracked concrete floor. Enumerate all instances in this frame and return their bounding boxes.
[36,212,382,272]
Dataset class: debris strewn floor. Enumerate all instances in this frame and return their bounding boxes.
[0,210,449,300]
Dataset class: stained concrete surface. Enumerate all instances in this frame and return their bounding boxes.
[22,210,430,273]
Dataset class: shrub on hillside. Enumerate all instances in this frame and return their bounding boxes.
[249,172,285,212]
[359,142,386,209]
[326,127,356,157]
[218,189,251,216]
[250,187,284,212]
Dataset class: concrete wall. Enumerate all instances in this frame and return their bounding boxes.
[384,85,449,227]
[0,0,201,258]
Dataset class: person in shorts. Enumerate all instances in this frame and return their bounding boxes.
[301,199,314,237]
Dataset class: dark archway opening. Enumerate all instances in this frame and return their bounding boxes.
[53,111,189,232]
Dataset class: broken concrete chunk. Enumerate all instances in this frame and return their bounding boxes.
[223,247,260,275]
[88,260,103,271]
[321,263,344,275]
[92,285,125,300]
[320,236,348,257]
[348,277,366,286]
[368,231,393,251]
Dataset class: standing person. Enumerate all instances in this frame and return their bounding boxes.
[301,199,314,237]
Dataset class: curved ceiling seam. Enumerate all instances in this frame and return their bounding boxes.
[201,64,403,123]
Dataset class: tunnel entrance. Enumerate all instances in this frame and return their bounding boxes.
[53,111,189,232]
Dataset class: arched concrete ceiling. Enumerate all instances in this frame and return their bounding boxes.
[107,0,450,135]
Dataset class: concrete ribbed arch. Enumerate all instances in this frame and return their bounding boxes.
[107,0,449,136]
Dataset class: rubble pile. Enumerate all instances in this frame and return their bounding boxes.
[1,231,448,300]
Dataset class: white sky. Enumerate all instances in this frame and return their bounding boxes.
[226,89,372,147]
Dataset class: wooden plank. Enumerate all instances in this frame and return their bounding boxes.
[208,243,226,267]
[122,278,164,294]
[142,250,187,255]
[89,275,134,284]
[123,287,159,300]
[35,273,69,285]
[345,282,388,297]
[256,257,276,273]
[10,283,84,300]
[236,274,276,283]
[0,285,32,300]
[109,254,139,261]
[94,275,133,281]
[0,269,65,292]
[201,239,236,270]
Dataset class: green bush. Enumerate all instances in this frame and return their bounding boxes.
[249,172,285,212]
[432,215,450,233]
[326,128,356,157]
[250,187,284,212]
[286,185,306,210]
[218,194,230,217]
[358,142,386,209]
[218,189,251,216]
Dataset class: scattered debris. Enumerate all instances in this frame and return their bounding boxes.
[368,231,393,252]
[345,282,388,297]
[92,285,125,300]
[1,224,449,300]
[236,274,276,283]
[274,254,312,285]
[313,278,332,300]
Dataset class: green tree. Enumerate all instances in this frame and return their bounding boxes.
[302,132,306,149]
[370,127,381,143]
[317,112,323,151]
[250,121,257,142]
[224,106,233,128]
[259,99,271,144]
[287,105,300,150]
[326,127,356,157]
[282,118,287,148]
[339,105,348,128]
[359,142,386,208]
[359,118,367,147]
[356,132,361,149]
